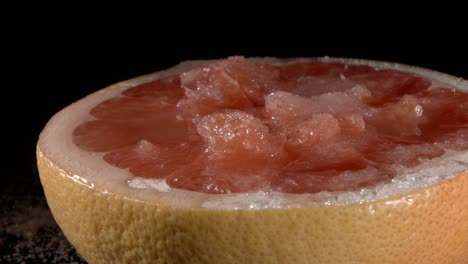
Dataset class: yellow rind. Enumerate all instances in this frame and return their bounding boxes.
[37,147,468,264]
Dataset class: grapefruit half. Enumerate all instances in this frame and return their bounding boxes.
[37,57,468,264]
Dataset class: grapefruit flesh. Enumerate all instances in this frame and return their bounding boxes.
[72,56,468,194]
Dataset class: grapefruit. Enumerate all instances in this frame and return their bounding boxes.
[37,57,468,263]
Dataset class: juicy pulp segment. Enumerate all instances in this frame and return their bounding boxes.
[72,57,468,194]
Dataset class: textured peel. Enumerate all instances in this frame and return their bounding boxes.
[37,57,468,263]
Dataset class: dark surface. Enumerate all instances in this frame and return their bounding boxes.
[3,6,468,263]
[0,195,86,263]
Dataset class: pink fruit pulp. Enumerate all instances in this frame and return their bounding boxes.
[72,57,468,194]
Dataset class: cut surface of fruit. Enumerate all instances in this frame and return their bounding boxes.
[37,57,468,264]
[68,56,468,195]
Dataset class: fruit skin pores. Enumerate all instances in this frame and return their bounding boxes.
[37,57,468,264]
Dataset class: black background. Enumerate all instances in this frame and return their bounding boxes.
[3,4,468,263]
